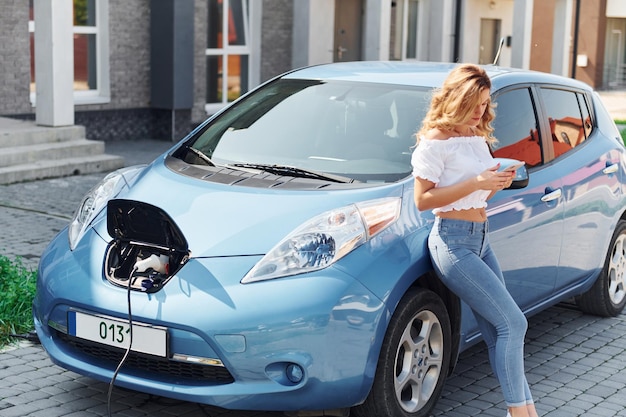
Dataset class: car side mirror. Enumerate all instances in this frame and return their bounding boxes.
[508,164,529,189]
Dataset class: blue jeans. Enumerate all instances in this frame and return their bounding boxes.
[428,217,533,407]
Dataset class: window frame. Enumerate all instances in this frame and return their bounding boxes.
[491,84,544,169]
[536,85,595,162]
[29,0,110,106]
[205,0,252,114]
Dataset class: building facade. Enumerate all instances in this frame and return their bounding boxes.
[1,0,625,142]
[530,0,626,90]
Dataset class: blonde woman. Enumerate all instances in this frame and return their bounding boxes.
[411,64,539,417]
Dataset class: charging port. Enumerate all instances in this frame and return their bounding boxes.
[104,199,190,293]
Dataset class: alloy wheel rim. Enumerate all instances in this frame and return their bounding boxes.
[608,233,626,306]
[394,310,444,413]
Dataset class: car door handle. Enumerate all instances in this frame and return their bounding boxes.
[603,163,619,175]
[541,188,562,202]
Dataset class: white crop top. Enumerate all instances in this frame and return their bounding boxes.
[411,135,495,214]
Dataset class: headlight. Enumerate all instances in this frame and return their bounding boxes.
[68,167,142,250]
[241,197,401,283]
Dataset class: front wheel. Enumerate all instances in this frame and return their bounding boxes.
[352,288,452,417]
[576,219,626,317]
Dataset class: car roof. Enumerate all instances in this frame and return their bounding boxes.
[283,61,593,93]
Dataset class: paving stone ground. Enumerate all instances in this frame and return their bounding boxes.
[1,304,625,416]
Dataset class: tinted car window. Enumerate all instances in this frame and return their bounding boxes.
[539,87,590,158]
[491,88,542,167]
[182,79,431,183]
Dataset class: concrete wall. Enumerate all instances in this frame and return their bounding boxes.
[292,0,334,69]
[462,0,514,66]
[607,0,626,17]
[0,0,32,115]
[363,0,390,60]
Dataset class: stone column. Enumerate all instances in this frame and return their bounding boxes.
[292,0,334,68]
[363,0,390,60]
[34,0,74,126]
[551,0,573,76]
[511,0,534,69]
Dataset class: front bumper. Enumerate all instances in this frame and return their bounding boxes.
[34,229,387,411]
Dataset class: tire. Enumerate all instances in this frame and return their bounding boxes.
[576,219,626,317]
[352,288,452,417]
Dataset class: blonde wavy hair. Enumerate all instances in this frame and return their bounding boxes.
[417,64,497,146]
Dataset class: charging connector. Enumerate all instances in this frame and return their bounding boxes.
[134,254,169,274]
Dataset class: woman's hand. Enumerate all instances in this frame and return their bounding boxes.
[476,164,515,191]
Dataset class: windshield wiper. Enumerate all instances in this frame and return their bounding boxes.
[229,163,357,184]
[186,146,215,166]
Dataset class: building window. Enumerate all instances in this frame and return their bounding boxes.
[74,0,98,91]
[206,0,250,111]
[29,0,110,105]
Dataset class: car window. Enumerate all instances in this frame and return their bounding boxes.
[183,79,431,183]
[491,87,543,167]
[539,87,591,158]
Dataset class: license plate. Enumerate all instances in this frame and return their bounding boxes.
[68,311,168,357]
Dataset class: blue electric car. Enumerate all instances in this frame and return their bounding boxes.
[34,61,626,417]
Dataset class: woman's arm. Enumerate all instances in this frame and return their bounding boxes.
[413,165,512,211]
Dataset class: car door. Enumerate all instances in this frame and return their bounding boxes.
[486,86,563,311]
[538,87,624,291]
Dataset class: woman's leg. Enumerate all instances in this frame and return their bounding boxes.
[429,219,531,408]
[509,404,539,417]
[479,242,534,405]
[458,242,537,416]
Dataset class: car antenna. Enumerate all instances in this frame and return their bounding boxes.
[492,37,505,66]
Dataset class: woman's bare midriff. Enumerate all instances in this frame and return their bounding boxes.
[436,207,487,222]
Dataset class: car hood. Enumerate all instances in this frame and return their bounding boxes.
[94,162,406,258]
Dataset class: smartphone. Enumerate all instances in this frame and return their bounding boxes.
[498,159,524,172]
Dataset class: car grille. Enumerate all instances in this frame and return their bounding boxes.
[57,331,234,384]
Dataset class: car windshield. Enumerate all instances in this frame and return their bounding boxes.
[179,78,431,183]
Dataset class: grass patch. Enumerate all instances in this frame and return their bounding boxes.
[0,255,37,348]
[616,120,626,144]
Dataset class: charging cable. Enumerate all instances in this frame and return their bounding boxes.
[106,265,137,417]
